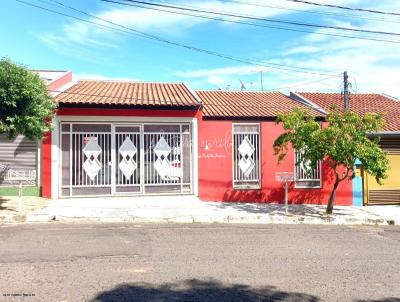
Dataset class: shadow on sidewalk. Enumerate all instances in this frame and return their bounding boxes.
[213,198,355,219]
[91,279,320,302]
[0,196,16,212]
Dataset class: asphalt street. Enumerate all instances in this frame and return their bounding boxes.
[0,223,399,302]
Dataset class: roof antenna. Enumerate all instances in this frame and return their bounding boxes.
[225,84,231,91]
[252,68,269,91]
[240,80,246,91]
[343,71,350,109]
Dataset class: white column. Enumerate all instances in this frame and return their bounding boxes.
[192,117,199,196]
[51,118,59,199]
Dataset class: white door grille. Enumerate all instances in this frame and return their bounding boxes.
[115,126,141,194]
[233,124,260,189]
[144,132,183,186]
[72,132,112,187]
[294,150,321,188]
[60,123,192,197]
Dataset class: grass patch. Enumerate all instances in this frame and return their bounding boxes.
[0,186,41,196]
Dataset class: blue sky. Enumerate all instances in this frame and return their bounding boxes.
[1,0,400,96]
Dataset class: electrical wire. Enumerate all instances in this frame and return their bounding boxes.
[49,74,340,101]
[20,0,339,76]
[104,0,400,44]
[280,0,400,17]
[110,0,400,37]
[263,74,339,92]
[50,87,331,112]
[219,0,400,24]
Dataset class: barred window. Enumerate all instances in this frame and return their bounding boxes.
[294,150,322,188]
[232,123,260,189]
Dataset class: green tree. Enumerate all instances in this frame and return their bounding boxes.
[273,107,389,214]
[0,58,56,139]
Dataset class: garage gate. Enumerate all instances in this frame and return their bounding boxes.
[364,139,400,205]
[60,123,192,197]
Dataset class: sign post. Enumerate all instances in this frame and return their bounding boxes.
[275,172,295,215]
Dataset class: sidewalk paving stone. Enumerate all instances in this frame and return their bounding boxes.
[25,195,400,226]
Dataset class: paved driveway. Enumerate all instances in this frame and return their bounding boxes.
[0,223,399,301]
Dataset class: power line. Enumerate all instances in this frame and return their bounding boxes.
[104,0,400,44]
[220,0,400,24]
[21,0,339,76]
[49,80,337,110]
[280,0,400,17]
[110,0,400,37]
[263,74,339,92]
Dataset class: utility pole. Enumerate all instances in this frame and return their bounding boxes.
[343,71,349,109]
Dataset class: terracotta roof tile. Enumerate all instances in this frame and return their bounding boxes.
[55,80,200,108]
[296,92,400,132]
[196,90,323,118]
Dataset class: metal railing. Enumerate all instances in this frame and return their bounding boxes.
[232,124,260,189]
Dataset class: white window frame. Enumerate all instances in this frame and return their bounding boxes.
[294,150,322,189]
[232,123,261,190]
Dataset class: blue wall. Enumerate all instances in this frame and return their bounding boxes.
[352,159,363,206]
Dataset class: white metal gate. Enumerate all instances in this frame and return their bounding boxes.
[60,123,192,197]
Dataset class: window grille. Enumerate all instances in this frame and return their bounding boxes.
[294,150,321,188]
[232,124,260,189]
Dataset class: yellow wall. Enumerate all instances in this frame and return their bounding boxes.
[366,154,400,190]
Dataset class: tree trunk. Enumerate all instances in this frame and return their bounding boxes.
[327,175,340,214]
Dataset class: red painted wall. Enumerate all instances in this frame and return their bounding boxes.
[41,132,52,198]
[198,119,352,205]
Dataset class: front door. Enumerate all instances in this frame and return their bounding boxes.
[60,122,192,197]
[113,125,142,194]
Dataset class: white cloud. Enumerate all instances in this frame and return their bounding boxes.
[39,0,336,54]
[175,65,272,90]
[176,1,400,96]
[176,66,269,78]
[175,63,342,92]
[74,73,141,82]
[281,1,400,97]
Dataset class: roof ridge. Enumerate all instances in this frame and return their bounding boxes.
[77,79,187,85]
[196,90,282,94]
[31,69,70,72]
[297,91,388,96]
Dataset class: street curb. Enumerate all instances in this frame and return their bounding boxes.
[24,213,395,226]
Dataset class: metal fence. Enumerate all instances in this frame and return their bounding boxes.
[60,123,192,197]
[294,151,321,188]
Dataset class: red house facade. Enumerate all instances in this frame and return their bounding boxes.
[40,79,354,206]
[196,91,352,205]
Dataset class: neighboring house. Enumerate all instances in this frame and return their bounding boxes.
[0,70,72,195]
[40,82,354,206]
[291,92,400,205]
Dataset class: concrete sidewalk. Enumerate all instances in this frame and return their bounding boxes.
[0,196,51,223]
[26,196,400,225]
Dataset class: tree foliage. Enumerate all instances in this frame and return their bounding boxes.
[273,107,389,214]
[0,58,56,139]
